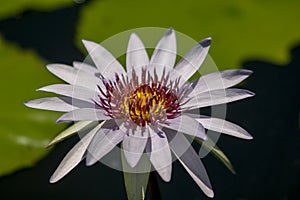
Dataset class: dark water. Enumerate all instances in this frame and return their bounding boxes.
[0,2,299,200]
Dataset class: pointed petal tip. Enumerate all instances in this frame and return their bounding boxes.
[129,32,138,38]
[159,171,172,182]
[243,134,253,140]
[246,90,255,97]
[85,159,93,167]
[166,27,174,35]
[202,134,208,141]
[123,152,140,168]
[206,190,214,198]
[127,158,139,168]
[23,100,36,108]
[81,39,89,44]
[49,176,59,184]
[199,37,212,48]
[46,63,62,69]
[240,69,253,75]
[36,86,47,92]
[46,64,54,71]
[56,118,67,124]
[23,101,30,107]
[82,39,97,49]
[85,159,95,167]
[45,141,53,148]
[155,164,172,182]
[162,175,171,182]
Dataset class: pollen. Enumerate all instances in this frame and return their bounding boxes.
[125,84,180,126]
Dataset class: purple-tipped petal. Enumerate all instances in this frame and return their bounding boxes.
[183,89,255,109]
[171,37,211,85]
[149,28,177,78]
[189,69,253,97]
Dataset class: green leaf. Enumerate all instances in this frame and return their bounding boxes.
[77,0,300,69]
[121,147,151,200]
[195,138,236,174]
[0,0,74,19]
[0,38,66,176]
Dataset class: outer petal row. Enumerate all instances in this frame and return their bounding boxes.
[189,69,253,97]
[149,28,177,78]
[25,97,78,112]
[171,37,211,85]
[82,40,126,80]
[183,88,254,109]
[50,122,105,183]
[38,84,98,103]
[167,131,214,198]
[46,64,99,90]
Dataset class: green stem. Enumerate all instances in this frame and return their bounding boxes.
[148,171,161,200]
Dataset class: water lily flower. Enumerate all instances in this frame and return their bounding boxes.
[25,28,254,198]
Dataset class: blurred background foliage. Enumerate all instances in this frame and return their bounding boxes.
[0,0,73,18]
[77,0,300,68]
[0,0,299,199]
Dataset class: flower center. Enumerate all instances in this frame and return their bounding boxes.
[124,84,180,126]
[96,70,189,127]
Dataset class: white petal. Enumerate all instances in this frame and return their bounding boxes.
[47,64,99,90]
[73,61,98,74]
[167,132,214,198]
[183,89,255,109]
[160,115,206,140]
[126,33,149,81]
[38,84,98,103]
[195,116,253,139]
[57,108,111,123]
[171,37,211,85]
[86,120,126,166]
[123,125,149,168]
[24,97,77,112]
[50,122,104,183]
[149,28,176,78]
[148,127,172,182]
[189,69,253,97]
[47,121,97,147]
[82,40,126,79]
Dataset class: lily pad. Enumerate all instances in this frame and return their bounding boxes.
[76,0,300,69]
[0,38,65,176]
[0,0,74,19]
